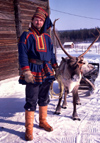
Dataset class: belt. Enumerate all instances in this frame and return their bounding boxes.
[29,59,51,65]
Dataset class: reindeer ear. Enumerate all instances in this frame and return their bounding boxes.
[62,57,67,62]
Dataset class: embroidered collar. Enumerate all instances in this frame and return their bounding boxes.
[30,24,41,36]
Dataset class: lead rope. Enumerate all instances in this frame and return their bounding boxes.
[49,83,64,99]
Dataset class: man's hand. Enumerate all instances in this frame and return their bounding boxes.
[23,71,34,83]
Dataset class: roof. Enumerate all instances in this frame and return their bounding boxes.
[63,42,74,46]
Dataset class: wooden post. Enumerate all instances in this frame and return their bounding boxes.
[47,0,50,16]
[13,0,22,39]
[47,0,51,36]
[13,0,22,75]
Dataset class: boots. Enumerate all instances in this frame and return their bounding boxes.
[25,110,34,141]
[39,106,53,132]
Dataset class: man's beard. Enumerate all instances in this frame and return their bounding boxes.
[35,24,42,31]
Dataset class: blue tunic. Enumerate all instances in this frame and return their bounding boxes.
[18,24,58,84]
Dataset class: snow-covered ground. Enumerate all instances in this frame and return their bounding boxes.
[0,46,100,143]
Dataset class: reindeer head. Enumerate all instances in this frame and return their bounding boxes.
[61,56,84,82]
[53,19,100,81]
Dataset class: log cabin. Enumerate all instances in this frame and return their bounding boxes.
[63,42,74,48]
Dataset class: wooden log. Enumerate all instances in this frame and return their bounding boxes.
[0,12,15,20]
[21,9,36,15]
[0,59,18,65]
[0,19,16,27]
[0,67,19,74]
[0,30,16,34]
[0,45,18,52]
[20,4,47,13]
[0,59,18,68]
[20,15,32,21]
[0,68,19,81]
[20,3,36,11]
[0,59,18,67]
[14,0,22,38]
[0,39,17,44]
[0,73,19,81]
[0,34,17,39]
[21,12,33,18]
[19,1,48,12]
[0,65,18,73]
[22,22,31,27]
[0,27,16,32]
[0,42,17,46]
[21,19,31,23]
[0,58,18,69]
[0,51,18,59]
[0,68,19,74]
[0,0,14,5]
[20,0,48,6]
[0,7,14,13]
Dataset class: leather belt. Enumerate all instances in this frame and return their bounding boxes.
[29,59,51,65]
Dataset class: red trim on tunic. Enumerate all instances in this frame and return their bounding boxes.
[44,33,50,38]
[20,64,54,83]
[21,66,30,71]
[25,32,33,44]
[29,27,47,52]
[31,64,54,82]
[35,35,47,52]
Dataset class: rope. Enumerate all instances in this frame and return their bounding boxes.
[49,88,63,99]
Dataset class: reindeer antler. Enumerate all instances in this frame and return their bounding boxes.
[78,29,100,58]
[53,19,73,59]
[53,19,100,59]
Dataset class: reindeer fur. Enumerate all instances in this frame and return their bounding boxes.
[53,58,94,120]
[52,19,100,120]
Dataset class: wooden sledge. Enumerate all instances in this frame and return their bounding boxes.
[79,63,99,94]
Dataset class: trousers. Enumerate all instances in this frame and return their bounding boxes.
[24,79,51,111]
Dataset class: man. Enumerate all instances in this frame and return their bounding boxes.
[18,7,58,141]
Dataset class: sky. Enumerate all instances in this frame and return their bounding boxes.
[49,0,100,30]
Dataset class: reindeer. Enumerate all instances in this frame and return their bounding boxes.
[52,19,100,120]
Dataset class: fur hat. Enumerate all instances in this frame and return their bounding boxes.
[32,7,48,21]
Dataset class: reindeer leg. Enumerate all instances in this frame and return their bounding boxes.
[54,96,63,114]
[62,88,68,109]
[72,85,80,121]
[76,94,81,105]
[54,83,63,114]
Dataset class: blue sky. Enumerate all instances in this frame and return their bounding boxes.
[49,0,100,30]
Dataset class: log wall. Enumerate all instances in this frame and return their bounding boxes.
[0,0,49,81]
[0,0,18,80]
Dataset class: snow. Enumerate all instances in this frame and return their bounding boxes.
[0,45,100,143]
[63,42,74,46]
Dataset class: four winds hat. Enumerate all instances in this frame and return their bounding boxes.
[32,7,48,21]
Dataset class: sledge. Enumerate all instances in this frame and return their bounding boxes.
[79,62,99,93]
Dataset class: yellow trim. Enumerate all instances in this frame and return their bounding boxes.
[36,35,45,50]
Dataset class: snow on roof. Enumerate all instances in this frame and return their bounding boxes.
[63,42,74,45]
